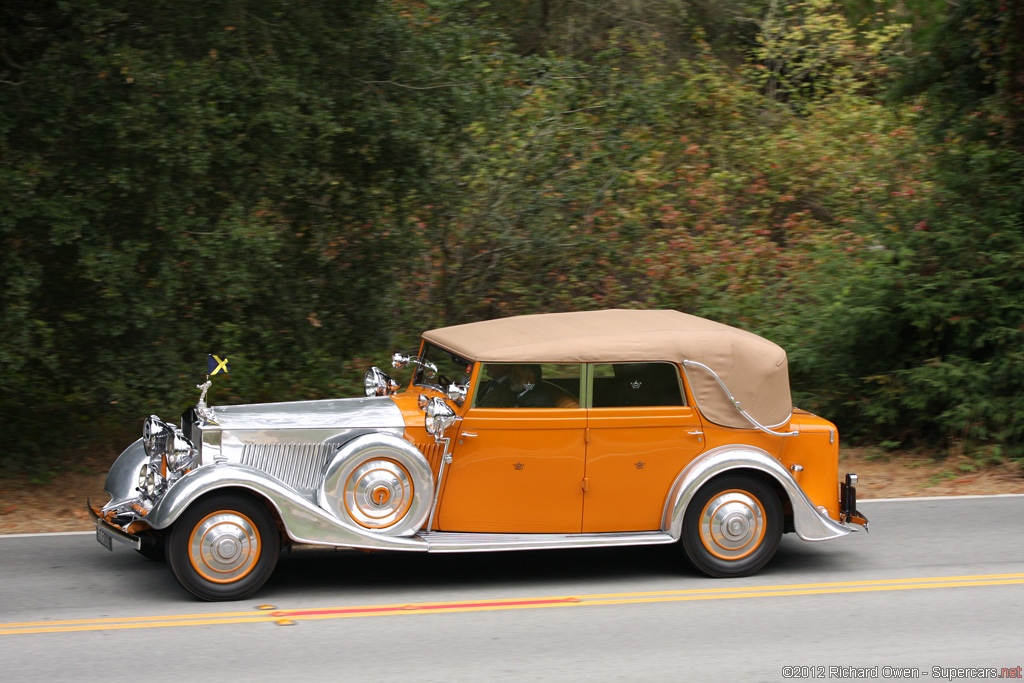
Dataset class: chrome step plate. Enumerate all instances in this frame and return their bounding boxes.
[417,530,675,553]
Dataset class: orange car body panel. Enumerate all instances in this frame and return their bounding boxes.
[397,361,844,533]
[438,407,587,532]
[679,409,840,520]
[582,406,705,532]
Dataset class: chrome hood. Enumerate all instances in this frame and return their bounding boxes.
[195,395,409,477]
[206,395,405,431]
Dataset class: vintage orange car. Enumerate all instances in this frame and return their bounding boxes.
[90,309,867,600]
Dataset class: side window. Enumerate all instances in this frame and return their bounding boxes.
[591,362,685,408]
[474,363,582,409]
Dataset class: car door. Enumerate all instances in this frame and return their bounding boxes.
[436,363,586,533]
[582,362,707,532]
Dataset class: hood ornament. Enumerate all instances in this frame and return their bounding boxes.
[196,354,229,422]
[196,380,215,422]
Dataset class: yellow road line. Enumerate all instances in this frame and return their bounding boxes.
[3,573,1023,636]
[4,609,267,629]
[576,572,1024,600]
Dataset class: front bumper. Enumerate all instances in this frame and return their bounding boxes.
[88,499,141,551]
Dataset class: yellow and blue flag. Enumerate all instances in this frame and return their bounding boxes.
[207,354,230,376]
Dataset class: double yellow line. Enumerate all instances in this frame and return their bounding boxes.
[3,573,1023,636]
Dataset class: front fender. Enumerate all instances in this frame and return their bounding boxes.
[661,445,850,542]
[102,438,148,505]
[144,463,427,552]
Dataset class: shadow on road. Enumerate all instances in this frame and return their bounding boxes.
[260,535,852,599]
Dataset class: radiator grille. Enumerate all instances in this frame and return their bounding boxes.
[241,443,337,493]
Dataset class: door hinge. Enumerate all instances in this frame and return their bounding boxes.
[581,477,589,492]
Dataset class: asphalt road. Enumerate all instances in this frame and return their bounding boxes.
[2,496,1022,682]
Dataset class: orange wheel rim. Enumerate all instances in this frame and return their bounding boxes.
[698,489,766,561]
[343,458,414,529]
[188,510,261,584]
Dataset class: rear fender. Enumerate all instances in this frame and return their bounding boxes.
[661,445,850,542]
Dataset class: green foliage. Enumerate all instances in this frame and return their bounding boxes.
[816,0,1024,457]
[0,0,514,469]
[890,0,1024,149]
[483,0,767,60]
[810,144,1024,456]
[2,0,1022,470]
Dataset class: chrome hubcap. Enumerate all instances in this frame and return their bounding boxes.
[699,490,765,560]
[190,512,260,583]
[345,459,413,529]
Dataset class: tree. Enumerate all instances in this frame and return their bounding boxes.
[0,0,517,468]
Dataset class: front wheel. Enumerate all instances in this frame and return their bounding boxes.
[681,474,782,578]
[167,493,280,601]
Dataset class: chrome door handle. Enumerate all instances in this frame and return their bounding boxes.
[460,432,477,438]
[687,430,703,435]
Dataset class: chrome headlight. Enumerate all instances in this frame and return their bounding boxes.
[165,432,198,472]
[136,463,162,500]
[142,415,197,473]
[425,397,457,437]
[142,415,171,457]
[364,366,399,397]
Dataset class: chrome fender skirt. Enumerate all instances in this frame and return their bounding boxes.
[102,438,149,505]
[318,433,433,537]
[661,445,850,543]
[144,464,427,552]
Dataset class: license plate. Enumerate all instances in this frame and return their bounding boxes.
[96,526,113,551]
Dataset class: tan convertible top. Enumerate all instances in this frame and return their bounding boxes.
[423,309,792,429]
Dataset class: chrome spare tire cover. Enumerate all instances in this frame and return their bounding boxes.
[318,433,433,536]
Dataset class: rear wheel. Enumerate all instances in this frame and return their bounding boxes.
[681,474,782,578]
[167,493,280,601]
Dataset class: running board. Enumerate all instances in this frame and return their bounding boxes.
[417,530,676,553]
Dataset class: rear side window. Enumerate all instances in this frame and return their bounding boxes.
[591,362,684,408]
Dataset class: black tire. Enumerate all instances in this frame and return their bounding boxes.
[136,534,166,562]
[167,493,280,601]
[681,474,783,578]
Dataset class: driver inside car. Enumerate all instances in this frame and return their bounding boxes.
[507,364,553,408]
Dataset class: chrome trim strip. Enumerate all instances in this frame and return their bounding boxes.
[88,502,141,550]
[681,360,797,436]
[661,445,850,542]
[144,464,428,552]
[419,530,675,553]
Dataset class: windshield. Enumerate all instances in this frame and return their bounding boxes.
[413,342,473,390]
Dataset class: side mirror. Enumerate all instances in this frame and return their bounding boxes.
[392,352,437,379]
[446,383,468,405]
